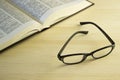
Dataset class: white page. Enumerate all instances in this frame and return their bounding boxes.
[38,0,85,23]
[8,0,84,23]
[0,0,41,50]
[8,0,50,23]
[0,8,22,39]
[0,0,35,39]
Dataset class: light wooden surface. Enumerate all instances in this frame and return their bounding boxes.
[0,0,120,80]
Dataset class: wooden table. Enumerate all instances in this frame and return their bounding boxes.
[0,0,120,80]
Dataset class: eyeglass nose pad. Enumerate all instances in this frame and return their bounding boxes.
[83,53,93,59]
[81,54,88,61]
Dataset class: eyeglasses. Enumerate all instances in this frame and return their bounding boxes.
[57,22,115,65]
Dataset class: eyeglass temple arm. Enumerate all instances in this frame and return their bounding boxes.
[57,31,88,60]
[80,22,115,45]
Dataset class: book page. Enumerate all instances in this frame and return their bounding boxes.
[0,0,41,50]
[0,0,38,39]
[40,0,92,27]
[0,8,22,39]
[8,0,83,24]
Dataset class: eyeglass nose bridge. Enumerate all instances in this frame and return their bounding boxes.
[83,52,95,59]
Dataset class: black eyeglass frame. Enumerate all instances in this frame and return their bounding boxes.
[57,22,115,65]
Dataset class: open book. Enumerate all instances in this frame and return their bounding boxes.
[0,0,94,51]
